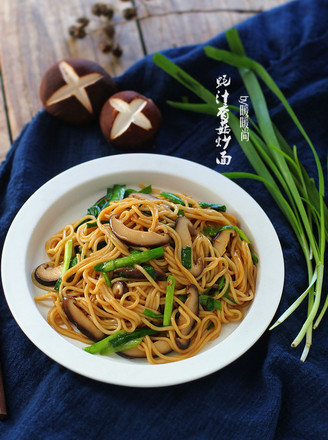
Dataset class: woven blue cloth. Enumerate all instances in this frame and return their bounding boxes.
[1,0,328,438]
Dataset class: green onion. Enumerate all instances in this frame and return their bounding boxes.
[87,198,107,218]
[199,294,222,311]
[84,328,157,355]
[102,271,112,286]
[199,202,226,212]
[160,192,186,206]
[181,246,192,269]
[107,184,126,202]
[153,27,327,360]
[125,185,152,197]
[143,308,164,319]
[94,247,164,272]
[203,225,250,243]
[55,239,73,291]
[86,220,108,229]
[163,275,175,326]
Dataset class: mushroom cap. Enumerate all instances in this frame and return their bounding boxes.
[62,297,105,342]
[40,58,117,125]
[110,214,170,247]
[34,263,63,286]
[99,90,162,149]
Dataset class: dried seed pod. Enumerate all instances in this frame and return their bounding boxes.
[104,24,115,38]
[91,3,107,16]
[76,16,90,27]
[112,43,123,57]
[98,40,113,53]
[122,7,137,20]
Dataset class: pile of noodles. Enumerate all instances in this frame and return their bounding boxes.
[33,187,257,364]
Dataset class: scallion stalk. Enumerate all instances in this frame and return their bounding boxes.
[153,28,327,360]
[94,247,164,272]
[163,275,176,326]
[84,328,157,355]
[55,239,73,291]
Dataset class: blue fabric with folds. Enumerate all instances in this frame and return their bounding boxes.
[1,0,328,438]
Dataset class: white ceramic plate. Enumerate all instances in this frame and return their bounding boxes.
[1,154,284,387]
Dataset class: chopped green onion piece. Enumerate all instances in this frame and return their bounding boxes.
[163,275,175,326]
[199,202,226,212]
[102,271,112,286]
[125,185,152,196]
[199,294,222,311]
[181,246,192,269]
[55,239,73,291]
[177,209,185,216]
[143,265,157,279]
[94,247,164,272]
[84,328,157,355]
[108,184,126,202]
[160,192,185,206]
[86,220,108,229]
[217,276,225,291]
[203,225,250,243]
[97,241,107,251]
[250,248,259,264]
[223,291,237,305]
[87,197,107,218]
[143,308,164,319]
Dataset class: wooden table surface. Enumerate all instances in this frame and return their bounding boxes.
[0,0,288,163]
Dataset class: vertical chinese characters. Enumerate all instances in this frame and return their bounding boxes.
[216,75,232,165]
[239,95,249,141]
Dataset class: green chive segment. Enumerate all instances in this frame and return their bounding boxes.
[163,275,176,326]
[94,247,164,272]
[84,328,157,355]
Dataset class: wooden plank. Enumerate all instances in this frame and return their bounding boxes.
[135,0,289,53]
[0,67,11,164]
[0,0,144,143]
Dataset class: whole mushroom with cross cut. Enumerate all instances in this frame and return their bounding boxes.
[99,90,162,149]
[40,58,117,124]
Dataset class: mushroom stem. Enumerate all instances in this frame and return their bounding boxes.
[212,230,236,257]
[175,284,199,349]
[175,217,203,277]
[120,339,172,358]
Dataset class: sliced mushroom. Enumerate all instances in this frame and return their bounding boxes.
[62,297,105,342]
[212,229,236,257]
[175,217,203,277]
[111,281,128,298]
[175,284,199,350]
[119,339,172,358]
[113,267,166,280]
[34,263,63,286]
[110,214,170,247]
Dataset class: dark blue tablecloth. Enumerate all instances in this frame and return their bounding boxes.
[1,0,328,438]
